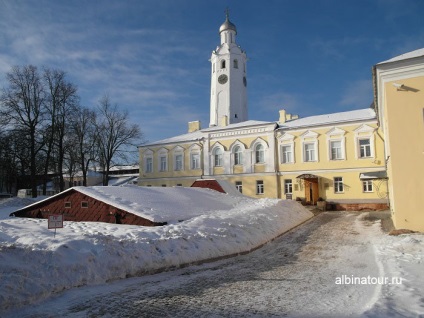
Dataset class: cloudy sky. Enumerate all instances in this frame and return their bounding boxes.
[0,0,423,143]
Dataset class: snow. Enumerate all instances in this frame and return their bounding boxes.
[279,108,376,129]
[378,47,424,65]
[0,192,313,313]
[1,193,423,317]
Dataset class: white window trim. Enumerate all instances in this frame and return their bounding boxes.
[145,157,153,173]
[189,144,202,170]
[157,148,169,172]
[280,143,294,164]
[212,146,224,167]
[354,124,375,159]
[143,149,154,173]
[301,130,319,163]
[362,180,374,193]
[334,177,344,194]
[328,139,345,161]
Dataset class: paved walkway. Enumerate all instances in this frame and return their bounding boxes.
[13,212,383,317]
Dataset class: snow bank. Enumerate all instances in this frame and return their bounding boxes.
[0,194,313,312]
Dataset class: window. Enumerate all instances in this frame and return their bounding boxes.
[160,156,167,171]
[256,180,264,194]
[234,59,238,69]
[281,145,292,163]
[146,157,153,173]
[359,139,371,158]
[330,140,342,160]
[213,63,215,73]
[81,201,88,208]
[191,153,200,169]
[334,177,344,193]
[176,184,182,187]
[234,146,242,165]
[64,202,71,208]
[214,148,223,166]
[175,154,183,171]
[221,60,226,69]
[255,144,264,163]
[304,143,316,162]
[161,184,166,187]
[235,181,243,193]
[284,179,293,194]
[363,180,373,192]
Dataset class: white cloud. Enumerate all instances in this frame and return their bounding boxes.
[339,79,373,108]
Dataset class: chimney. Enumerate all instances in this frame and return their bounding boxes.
[188,121,201,133]
[279,110,286,123]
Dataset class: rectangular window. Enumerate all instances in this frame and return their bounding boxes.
[363,180,373,192]
[235,181,243,193]
[160,156,167,171]
[64,202,71,208]
[256,180,264,195]
[304,143,316,162]
[330,140,342,160]
[175,154,183,171]
[191,153,200,169]
[176,184,182,187]
[284,179,293,194]
[334,177,344,193]
[81,201,88,208]
[281,145,292,163]
[359,139,371,158]
[161,184,166,187]
[146,158,153,173]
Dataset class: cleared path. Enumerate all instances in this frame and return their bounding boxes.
[12,212,383,317]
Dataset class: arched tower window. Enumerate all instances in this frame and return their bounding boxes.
[221,60,226,69]
[234,59,238,69]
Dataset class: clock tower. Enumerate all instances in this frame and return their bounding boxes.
[209,10,248,127]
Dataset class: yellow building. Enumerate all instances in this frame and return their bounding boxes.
[373,48,424,232]
[138,12,390,211]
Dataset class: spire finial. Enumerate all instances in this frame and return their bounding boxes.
[225,7,230,20]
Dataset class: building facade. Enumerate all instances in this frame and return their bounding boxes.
[373,49,424,232]
[138,13,389,210]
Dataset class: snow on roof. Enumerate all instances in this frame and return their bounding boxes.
[143,120,275,147]
[15,185,243,223]
[109,165,139,171]
[378,48,424,65]
[279,108,376,130]
[75,185,243,223]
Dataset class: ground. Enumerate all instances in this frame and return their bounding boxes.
[3,211,424,317]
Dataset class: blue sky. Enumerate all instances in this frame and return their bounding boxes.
[1,0,423,143]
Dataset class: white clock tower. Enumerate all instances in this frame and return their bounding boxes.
[209,10,248,127]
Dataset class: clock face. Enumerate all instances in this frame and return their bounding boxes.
[218,74,228,84]
[243,76,247,87]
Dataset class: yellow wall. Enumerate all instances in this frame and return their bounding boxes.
[383,76,424,231]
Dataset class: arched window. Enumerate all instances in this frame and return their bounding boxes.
[234,59,238,69]
[255,144,265,163]
[214,148,223,166]
[234,146,242,165]
[221,60,226,69]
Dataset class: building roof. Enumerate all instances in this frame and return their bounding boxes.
[377,48,424,65]
[12,185,242,223]
[278,108,376,130]
[142,120,274,147]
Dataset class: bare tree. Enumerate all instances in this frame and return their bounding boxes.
[95,95,141,186]
[0,65,46,197]
[72,106,97,186]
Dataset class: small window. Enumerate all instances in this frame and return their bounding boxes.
[359,139,371,158]
[363,180,373,192]
[255,144,264,163]
[175,154,183,171]
[160,156,167,171]
[334,177,344,193]
[284,179,292,194]
[221,60,226,69]
[234,146,242,165]
[235,181,243,193]
[146,157,153,173]
[81,201,88,208]
[304,143,316,162]
[281,145,292,164]
[256,180,264,195]
[191,153,200,169]
[330,140,343,160]
[64,202,71,208]
[234,59,238,69]
[176,184,183,187]
[162,184,166,187]
[214,148,223,167]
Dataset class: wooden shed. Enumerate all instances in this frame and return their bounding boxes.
[10,187,166,226]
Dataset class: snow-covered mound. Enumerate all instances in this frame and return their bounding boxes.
[0,192,313,312]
